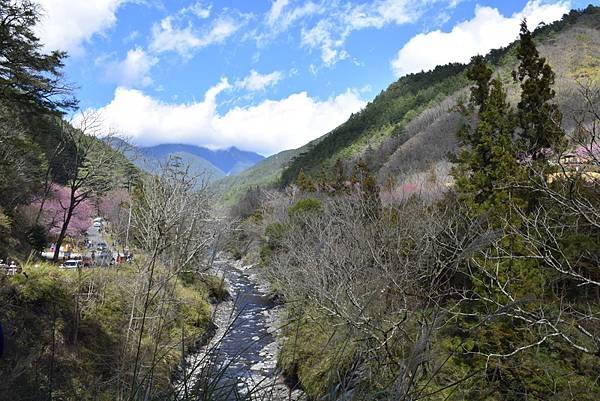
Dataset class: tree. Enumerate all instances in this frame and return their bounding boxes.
[51,113,117,262]
[513,19,565,156]
[467,55,493,110]
[0,0,76,113]
[332,158,346,191]
[453,56,520,214]
[297,168,316,192]
[34,184,93,239]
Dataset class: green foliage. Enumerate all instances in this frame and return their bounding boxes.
[0,263,215,400]
[260,222,286,265]
[296,168,316,192]
[278,308,357,398]
[281,63,470,185]
[453,61,522,215]
[288,197,323,217]
[26,223,47,251]
[0,0,76,112]
[514,20,565,155]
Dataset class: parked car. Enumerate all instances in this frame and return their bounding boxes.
[93,221,102,228]
[60,259,83,269]
[92,217,104,223]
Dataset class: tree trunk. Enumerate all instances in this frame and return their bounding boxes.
[52,202,76,263]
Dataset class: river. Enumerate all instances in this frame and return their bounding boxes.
[177,257,304,401]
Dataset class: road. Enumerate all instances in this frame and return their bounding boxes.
[85,225,115,265]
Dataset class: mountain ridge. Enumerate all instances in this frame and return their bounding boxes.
[212,5,600,204]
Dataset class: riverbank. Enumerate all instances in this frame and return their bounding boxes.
[179,254,305,400]
[0,262,219,401]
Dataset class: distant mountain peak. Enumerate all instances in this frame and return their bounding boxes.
[114,142,265,180]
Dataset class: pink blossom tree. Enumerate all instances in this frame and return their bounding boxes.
[33,184,93,240]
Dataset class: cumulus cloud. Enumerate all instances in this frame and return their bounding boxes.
[391,0,570,77]
[34,0,129,54]
[149,15,242,57]
[88,81,365,155]
[236,70,283,91]
[105,48,158,87]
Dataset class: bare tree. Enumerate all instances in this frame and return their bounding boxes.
[51,111,117,262]
[118,157,221,401]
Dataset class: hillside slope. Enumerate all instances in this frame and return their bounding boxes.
[212,6,600,205]
[281,5,600,187]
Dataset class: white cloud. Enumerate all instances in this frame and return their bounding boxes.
[88,81,365,155]
[267,0,290,24]
[236,70,283,91]
[34,0,129,54]
[391,0,570,77]
[297,0,456,66]
[301,19,349,66]
[182,2,211,19]
[149,15,242,57]
[105,48,158,87]
[266,0,322,31]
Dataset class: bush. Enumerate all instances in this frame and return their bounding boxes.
[288,197,323,217]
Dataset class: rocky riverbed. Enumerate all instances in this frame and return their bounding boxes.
[177,256,305,401]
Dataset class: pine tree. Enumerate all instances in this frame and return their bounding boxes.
[332,159,346,190]
[453,57,521,214]
[513,20,565,156]
[297,168,316,192]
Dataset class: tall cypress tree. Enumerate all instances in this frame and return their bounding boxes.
[453,56,520,214]
[513,20,565,156]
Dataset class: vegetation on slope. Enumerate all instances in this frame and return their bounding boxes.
[229,10,600,400]
[280,5,600,188]
[280,63,469,186]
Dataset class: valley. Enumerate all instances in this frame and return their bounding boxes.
[1,2,600,401]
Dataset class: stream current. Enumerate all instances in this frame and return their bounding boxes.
[178,258,303,400]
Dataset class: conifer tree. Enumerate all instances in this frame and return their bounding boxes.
[297,168,316,192]
[332,159,346,190]
[453,57,520,213]
[513,20,565,156]
[0,0,76,112]
[353,159,380,219]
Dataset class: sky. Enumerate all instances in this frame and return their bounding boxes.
[33,0,596,156]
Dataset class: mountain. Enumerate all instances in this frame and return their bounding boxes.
[280,6,600,187]
[113,142,265,182]
[211,148,299,204]
[139,144,264,175]
[212,5,600,205]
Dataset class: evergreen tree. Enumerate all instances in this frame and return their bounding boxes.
[353,159,380,219]
[513,20,565,156]
[453,57,521,214]
[332,159,346,191]
[297,168,316,192]
[0,0,76,113]
[467,55,493,110]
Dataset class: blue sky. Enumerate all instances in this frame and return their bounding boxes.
[34,0,595,155]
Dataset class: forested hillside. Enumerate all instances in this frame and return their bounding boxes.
[226,6,600,400]
[281,6,600,187]
[216,5,600,202]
